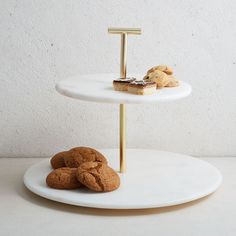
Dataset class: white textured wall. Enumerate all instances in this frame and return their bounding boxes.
[0,0,236,157]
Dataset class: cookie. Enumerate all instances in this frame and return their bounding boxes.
[166,75,179,87]
[50,151,67,169]
[147,70,170,88]
[147,66,158,75]
[143,74,149,81]
[64,147,107,168]
[147,65,173,76]
[113,77,136,91]
[127,80,156,95]
[76,162,120,192]
[46,167,82,189]
[155,65,173,75]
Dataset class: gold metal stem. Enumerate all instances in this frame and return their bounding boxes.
[120,103,126,173]
[119,33,127,173]
[108,27,141,173]
[120,33,127,78]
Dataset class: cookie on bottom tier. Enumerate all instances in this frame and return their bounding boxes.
[113,77,136,91]
[127,80,156,95]
[50,151,67,169]
[64,147,107,168]
[76,162,120,192]
[46,167,82,189]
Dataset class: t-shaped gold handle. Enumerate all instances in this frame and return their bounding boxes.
[108,28,141,35]
[108,27,141,78]
[108,27,141,173]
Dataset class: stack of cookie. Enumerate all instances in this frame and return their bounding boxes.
[113,65,179,95]
[143,65,179,88]
[46,147,120,192]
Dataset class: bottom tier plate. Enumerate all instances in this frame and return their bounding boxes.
[24,149,222,209]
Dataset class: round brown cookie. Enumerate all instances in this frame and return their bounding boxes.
[166,75,179,87]
[64,147,107,168]
[50,151,67,169]
[76,162,120,192]
[148,70,170,88]
[46,167,82,189]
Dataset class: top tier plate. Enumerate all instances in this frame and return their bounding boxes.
[56,74,192,104]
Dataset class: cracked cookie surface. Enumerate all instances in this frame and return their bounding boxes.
[46,167,82,189]
[76,162,120,192]
[64,147,108,168]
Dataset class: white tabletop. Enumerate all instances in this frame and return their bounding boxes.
[0,157,235,236]
[56,74,192,104]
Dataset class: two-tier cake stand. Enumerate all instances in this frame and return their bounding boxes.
[24,28,222,209]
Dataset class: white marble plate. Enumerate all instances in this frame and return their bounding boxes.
[56,74,192,104]
[24,149,222,209]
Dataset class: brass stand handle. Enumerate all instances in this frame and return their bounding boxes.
[108,28,141,173]
[108,28,141,35]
